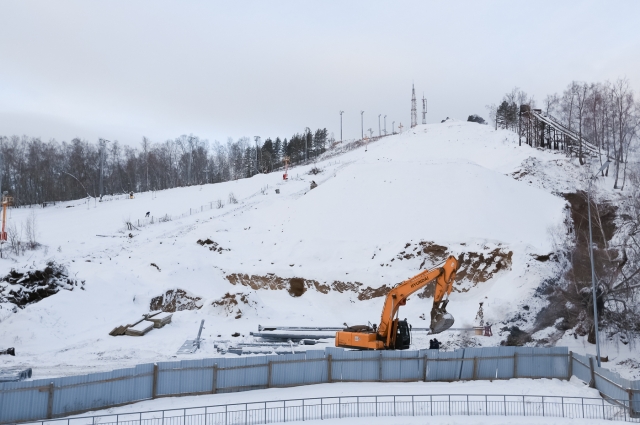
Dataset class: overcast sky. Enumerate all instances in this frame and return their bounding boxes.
[1,0,639,146]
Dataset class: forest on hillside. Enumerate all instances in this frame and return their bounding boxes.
[0,127,331,206]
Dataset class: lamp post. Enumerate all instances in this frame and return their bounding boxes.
[588,160,609,367]
[339,111,344,142]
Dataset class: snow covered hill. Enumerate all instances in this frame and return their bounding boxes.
[0,121,629,378]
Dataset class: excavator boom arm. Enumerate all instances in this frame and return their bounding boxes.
[377,256,458,345]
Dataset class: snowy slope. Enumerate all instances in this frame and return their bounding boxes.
[0,121,594,378]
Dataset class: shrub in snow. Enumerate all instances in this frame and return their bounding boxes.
[467,114,486,124]
[0,262,83,309]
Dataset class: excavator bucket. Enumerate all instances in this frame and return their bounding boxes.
[430,300,454,334]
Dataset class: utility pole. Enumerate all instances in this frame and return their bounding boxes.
[588,161,610,367]
[411,84,417,128]
[384,115,387,135]
[378,114,381,137]
[422,93,427,125]
[360,111,364,140]
[339,111,344,142]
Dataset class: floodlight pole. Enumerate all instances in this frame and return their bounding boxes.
[588,160,609,367]
[360,111,364,140]
[384,115,387,135]
[339,111,344,142]
[378,114,381,137]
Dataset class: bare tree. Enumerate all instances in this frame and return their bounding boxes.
[141,137,150,192]
[543,93,560,115]
[611,78,635,189]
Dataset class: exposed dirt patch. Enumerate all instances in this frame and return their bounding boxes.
[150,289,203,312]
[288,278,306,297]
[197,239,230,253]
[562,192,617,245]
[500,326,533,346]
[212,292,256,319]
[391,241,513,298]
[455,249,513,286]
[497,192,620,347]
[227,241,512,301]
[0,262,83,309]
[226,273,388,300]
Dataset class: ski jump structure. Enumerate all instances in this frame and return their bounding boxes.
[518,105,601,159]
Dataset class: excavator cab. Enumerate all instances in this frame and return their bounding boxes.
[395,319,411,350]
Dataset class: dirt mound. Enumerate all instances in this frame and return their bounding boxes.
[150,289,203,312]
[0,262,83,309]
[212,292,256,319]
[196,239,230,253]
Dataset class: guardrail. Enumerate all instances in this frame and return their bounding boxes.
[23,394,640,425]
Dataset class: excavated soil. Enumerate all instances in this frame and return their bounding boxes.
[390,241,513,297]
[226,273,389,300]
[150,289,203,312]
[211,292,256,319]
[0,262,83,309]
[226,241,512,300]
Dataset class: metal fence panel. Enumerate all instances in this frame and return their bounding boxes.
[331,350,379,382]
[0,380,49,424]
[425,349,464,381]
[395,350,422,381]
[632,381,640,418]
[571,353,592,383]
[176,358,216,395]
[595,364,631,405]
[157,359,186,396]
[513,347,568,379]
[270,353,309,387]
[494,346,517,379]
[471,346,501,380]
[52,363,153,417]
[217,356,269,392]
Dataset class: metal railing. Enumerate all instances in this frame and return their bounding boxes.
[25,394,640,425]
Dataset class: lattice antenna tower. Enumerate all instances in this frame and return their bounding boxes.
[422,93,427,125]
[411,84,417,128]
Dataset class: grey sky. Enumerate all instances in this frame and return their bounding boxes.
[1,0,639,146]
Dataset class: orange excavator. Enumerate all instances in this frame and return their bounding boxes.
[335,255,459,350]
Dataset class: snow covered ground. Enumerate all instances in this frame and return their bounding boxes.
[0,120,636,380]
[72,378,601,417]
